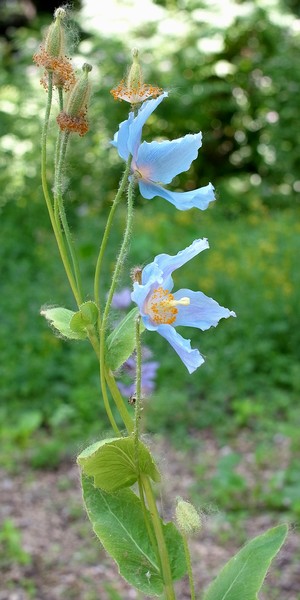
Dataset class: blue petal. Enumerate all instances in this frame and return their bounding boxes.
[136,133,202,184]
[173,289,236,329]
[150,239,209,290]
[111,113,133,160]
[156,324,204,373]
[127,92,168,159]
[138,180,215,211]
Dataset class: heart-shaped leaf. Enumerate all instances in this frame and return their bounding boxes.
[77,436,160,492]
[82,475,186,596]
[106,308,144,371]
[40,306,87,339]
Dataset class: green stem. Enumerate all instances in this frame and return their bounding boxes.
[142,475,176,600]
[137,476,160,567]
[99,178,135,430]
[93,156,132,318]
[182,534,196,600]
[134,316,161,565]
[41,73,80,306]
[58,86,64,111]
[101,178,135,334]
[105,368,134,434]
[134,315,142,456]
[54,130,84,302]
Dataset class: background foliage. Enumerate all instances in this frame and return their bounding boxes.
[0,0,300,518]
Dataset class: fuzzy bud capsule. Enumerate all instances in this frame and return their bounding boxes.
[66,63,92,117]
[110,49,162,106]
[44,7,67,58]
[175,498,201,536]
[33,6,75,91]
[127,49,143,94]
[56,63,92,136]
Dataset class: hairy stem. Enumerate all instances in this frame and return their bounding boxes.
[142,475,176,600]
[93,156,132,319]
[99,178,135,431]
[54,130,84,302]
[134,315,142,457]
[41,73,80,306]
[182,534,196,600]
[105,368,134,434]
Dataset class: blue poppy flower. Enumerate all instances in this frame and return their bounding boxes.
[112,93,215,211]
[131,239,236,373]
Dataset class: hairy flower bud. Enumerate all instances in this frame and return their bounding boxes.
[175,498,201,536]
[65,63,92,117]
[131,266,143,284]
[44,7,66,58]
[110,49,162,106]
[56,63,92,136]
[126,49,143,94]
[33,6,75,91]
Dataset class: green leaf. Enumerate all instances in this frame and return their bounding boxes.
[106,307,144,371]
[77,437,160,492]
[70,301,99,333]
[82,475,186,596]
[40,306,87,340]
[203,524,288,600]
[79,301,99,325]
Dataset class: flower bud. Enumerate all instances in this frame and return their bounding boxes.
[175,498,201,536]
[44,7,67,58]
[33,6,75,91]
[131,266,143,284]
[56,63,92,136]
[65,63,92,117]
[126,49,143,95]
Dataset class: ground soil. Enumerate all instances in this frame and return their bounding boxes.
[0,434,299,600]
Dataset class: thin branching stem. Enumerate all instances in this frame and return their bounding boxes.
[41,72,80,306]
[99,177,135,431]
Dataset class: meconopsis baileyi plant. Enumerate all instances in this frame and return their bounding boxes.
[35,8,287,599]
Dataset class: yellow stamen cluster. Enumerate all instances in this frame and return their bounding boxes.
[110,80,163,105]
[56,110,89,136]
[33,8,76,92]
[147,287,190,325]
[110,48,162,106]
[33,48,76,91]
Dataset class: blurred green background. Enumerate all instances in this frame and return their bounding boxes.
[1,0,300,518]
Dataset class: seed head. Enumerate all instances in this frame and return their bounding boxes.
[56,63,92,136]
[33,6,75,91]
[110,49,162,106]
[175,498,201,536]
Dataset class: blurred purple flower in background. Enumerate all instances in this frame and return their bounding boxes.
[111,288,159,398]
[111,287,132,310]
[117,350,160,398]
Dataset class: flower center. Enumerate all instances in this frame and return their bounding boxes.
[146,287,190,325]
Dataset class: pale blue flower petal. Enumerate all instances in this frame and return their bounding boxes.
[156,324,204,374]
[136,133,202,184]
[173,289,237,329]
[132,263,163,309]
[127,92,168,159]
[138,179,215,211]
[111,114,133,160]
[151,239,209,285]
